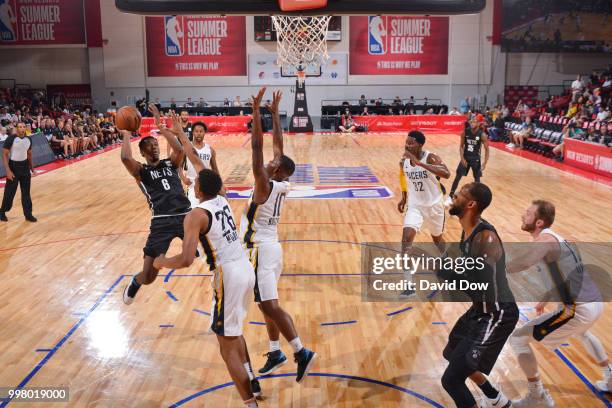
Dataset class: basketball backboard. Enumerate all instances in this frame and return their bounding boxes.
[115,0,486,15]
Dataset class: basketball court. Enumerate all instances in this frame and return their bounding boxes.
[0,0,611,407]
[0,131,609,407]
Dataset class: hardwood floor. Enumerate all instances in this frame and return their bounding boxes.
[0,132,609,407]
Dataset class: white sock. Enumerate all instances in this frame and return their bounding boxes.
[244,362,255,381]
[528,379,544,393]
[603,364,612,379]
[244,398,258,407]
[289,337,303,353]
[269,340,281,353]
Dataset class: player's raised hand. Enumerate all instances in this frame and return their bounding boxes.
[148,103,162,127]
[265,90,282,115]
[251,87,267,110]
[169,111,182,133]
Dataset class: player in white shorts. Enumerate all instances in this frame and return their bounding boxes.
[507,200,611,407]
[240,88,316,383]
[154,121,261,408]
[397,130,450,297]
[178,121,220,207]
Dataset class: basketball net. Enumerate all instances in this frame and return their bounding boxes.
[271,15,332,85]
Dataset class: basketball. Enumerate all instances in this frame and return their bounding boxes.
[115,106,142,132]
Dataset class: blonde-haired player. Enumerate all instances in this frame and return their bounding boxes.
[508,200,610,407]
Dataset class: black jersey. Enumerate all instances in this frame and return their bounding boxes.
[182,123,193,141]
[463,125,483,159]
[138,159,191,218]
[459,219,516,313]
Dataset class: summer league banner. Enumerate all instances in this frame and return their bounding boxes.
[248,53,348,85]
[145,16,246,77]
[0,0,85,46]
[349,16,449,75]
[360,243,612,303]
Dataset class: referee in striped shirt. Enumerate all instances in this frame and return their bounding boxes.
[0,122,37,222]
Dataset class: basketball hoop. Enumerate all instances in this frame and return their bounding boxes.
[272,14,332,85]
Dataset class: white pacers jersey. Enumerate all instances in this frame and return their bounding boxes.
[403,151,443,207]
[197,195,245,271]
[240,180,290,247]
[537,229,601,304]
[186,144,212,181]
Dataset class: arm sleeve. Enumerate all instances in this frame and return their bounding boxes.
[399,168,407,192]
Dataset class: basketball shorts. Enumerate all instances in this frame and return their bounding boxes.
[403,200,445,236]
[457,157,481,179]
[210,256,256,337]
[248,242,283,303]
[443,303,519,375]
[143,214,186,258]
[514,302,603,350]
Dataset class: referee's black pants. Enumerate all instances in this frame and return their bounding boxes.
[1,160,32,217]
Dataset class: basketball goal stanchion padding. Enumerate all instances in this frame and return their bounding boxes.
[272,3,332,133]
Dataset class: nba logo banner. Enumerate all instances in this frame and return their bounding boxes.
[146,16,246,77]
[0,0,85,45]
[164,16,184,56]
[368,16,387,55]
[350,16,449,75]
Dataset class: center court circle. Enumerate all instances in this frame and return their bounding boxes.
[168,372,445,407]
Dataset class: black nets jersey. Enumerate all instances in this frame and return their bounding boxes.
[138,159,191,218]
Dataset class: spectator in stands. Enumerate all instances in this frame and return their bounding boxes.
[586,126,598,142]
[0,107,11,123]
[598,125,610,145]
[197,97,208,108]
[460,98,470,114]
[184,97,195,108]
[375,98,383,107]
[425,108,435,114]
[562,117,587,141]
[507,115,534,149]
[223,98,230,107]
[361,106,370,116]
[402,96,414,114]
[603,76,612,89]
[392,96,402,107]
[571,74,585,102]
[153,97,162,111]
[170,98,177,111]
[387,107,395,115]
[501,105,510,118]
[422,97,429,113]
[233,96,242,107]
[0,126,7,142]
[359,95,367,106]
[339,111,357,133]
[449,107,461,115]
[488,111,505,142]
[596,106,610,122]
[565,102,578,119]
[100,115,118,145]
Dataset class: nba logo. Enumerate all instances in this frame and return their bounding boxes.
[368,16,387,55]
[0,0,17,42]
[164,16,184,56]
